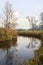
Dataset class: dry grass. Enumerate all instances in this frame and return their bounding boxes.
[18,30,43,39]
[0,28,17,41]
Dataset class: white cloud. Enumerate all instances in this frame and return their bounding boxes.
[13,11,20,18]
[16,18,32,29]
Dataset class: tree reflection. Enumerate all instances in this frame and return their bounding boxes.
[0,40,18,65]
[0,40,25,65]
[26,38,39,49]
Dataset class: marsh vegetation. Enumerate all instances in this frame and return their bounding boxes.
[0,1,43,65]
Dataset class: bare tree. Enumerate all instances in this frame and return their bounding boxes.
[3,1,17,28]
[39,12,43,30]
[26,16,37,30]
[40,12,43,24]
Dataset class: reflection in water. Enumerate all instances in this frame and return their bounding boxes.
[26,38,41,49]
[0,36,41,65]
[0,40,18,65]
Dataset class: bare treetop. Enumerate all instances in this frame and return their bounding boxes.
[3,1,17,28]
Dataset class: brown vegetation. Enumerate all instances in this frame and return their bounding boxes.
[0,28,17,41]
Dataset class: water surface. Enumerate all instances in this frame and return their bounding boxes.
[0,36,41,65]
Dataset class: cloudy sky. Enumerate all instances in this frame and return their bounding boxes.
[0,0,43,17]
[0,0,43,29]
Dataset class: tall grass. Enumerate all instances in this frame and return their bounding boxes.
[0,28,17,41]
[18,30,43,39]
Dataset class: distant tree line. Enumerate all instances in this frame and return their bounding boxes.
[26,13,43,30]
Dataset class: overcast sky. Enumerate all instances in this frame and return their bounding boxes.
[0,0,43,29]
[0,0,43,17]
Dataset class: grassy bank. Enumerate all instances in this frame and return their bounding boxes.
[0,28,17,41]
[18,30,43,39]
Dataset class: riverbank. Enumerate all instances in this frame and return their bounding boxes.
[0,28,17,41]
[18,30,43,39]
